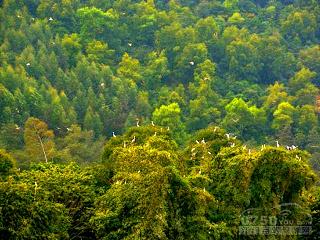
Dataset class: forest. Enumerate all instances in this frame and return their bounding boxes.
[0,0,320,239]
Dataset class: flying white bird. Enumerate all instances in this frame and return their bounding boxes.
[128,42,132,47]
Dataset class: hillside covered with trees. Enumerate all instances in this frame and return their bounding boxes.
[0,0,320,239]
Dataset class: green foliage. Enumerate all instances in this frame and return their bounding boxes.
[0,0,320,238]
[0,149,15,178]
[152,102,187,145]
[0,163,97,239]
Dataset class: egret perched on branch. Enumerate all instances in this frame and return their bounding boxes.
[26,63,30,66]
[189,61,194,66]
[276,140,280,148]
[151,121,155,126]
[136,119,140,127]
[49,17,53,21]
[225,133,230,139]
[112,132,116,137]
[131,135,136,143]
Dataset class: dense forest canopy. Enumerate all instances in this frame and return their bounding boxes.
[0,0,320,239]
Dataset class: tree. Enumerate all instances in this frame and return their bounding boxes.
[281,10,317,44]
[86,40,115,64]
[56,124,104,164]
[24,117,55,164]
[174,43,208,83]
[222,98,266,142]
[0,84,15,124]
[226,36,261,82]
[94,126,228,239]
[0,163,97,239]
[152,102,187,145]
[0,149,15,179]
[117,53,143,86]
[299,45,320,85]
[83,106,103,138]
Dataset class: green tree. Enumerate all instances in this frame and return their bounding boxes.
[152,102,187,145]
[223,98,266,142]
[0,149,15,179]
[83,106,103,137]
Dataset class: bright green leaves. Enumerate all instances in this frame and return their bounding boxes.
[152,102,187,145]
[223,98,266,142]
[272,102,296,131]
[77,7,119,43]
[117,53,142,86]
